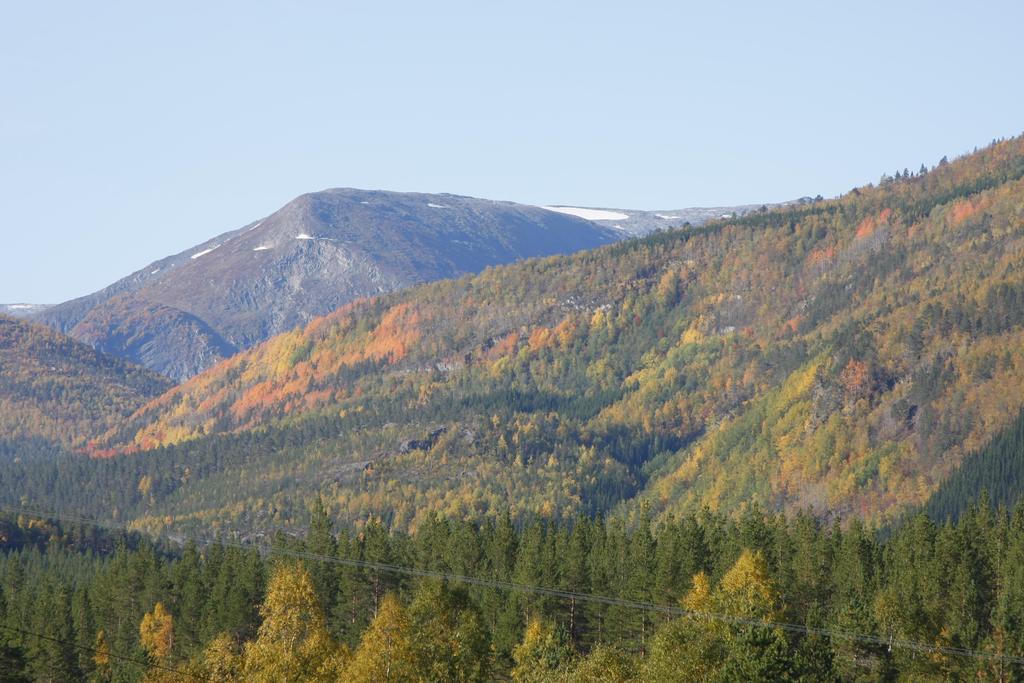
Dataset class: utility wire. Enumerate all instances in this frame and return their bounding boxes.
[2,502,1023,667]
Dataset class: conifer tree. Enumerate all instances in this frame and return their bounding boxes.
[169,541,204,652]
[305,496,338,618]
[330,530,370,647]
[28,582,78,682]
[71,586,97,679]
[0,639,30,683]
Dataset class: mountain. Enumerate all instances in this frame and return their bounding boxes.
[541,201,794,237]
[0,315,172,451]
[33,190,621,381]
[5,136,1024,536]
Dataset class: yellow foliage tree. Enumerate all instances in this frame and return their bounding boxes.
[93,629,112,680]
[139,602,174,661]
[202,632,242,683]
[643,550,787,681]
[556,644,636,683]
[511,616,574,683]
[714,549,779,620]
[241,562,347,682]
[343,592,417,682]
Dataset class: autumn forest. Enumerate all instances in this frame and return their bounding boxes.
[4,135,1024,680]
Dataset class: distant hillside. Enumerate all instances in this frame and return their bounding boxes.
[6,136,1024,537]
[0,315,171,450]
[34,190,621,380]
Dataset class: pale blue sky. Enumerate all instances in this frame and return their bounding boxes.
[2,1,1022,302]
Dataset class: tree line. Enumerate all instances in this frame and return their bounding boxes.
[3,494,1024,681]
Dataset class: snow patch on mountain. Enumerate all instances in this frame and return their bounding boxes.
[191,246,218,259]
[541,206,631,221]
[0,303,51,318]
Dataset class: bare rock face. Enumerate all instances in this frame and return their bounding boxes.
[34,189,620,381]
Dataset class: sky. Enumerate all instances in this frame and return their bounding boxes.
[1,1,1022,303]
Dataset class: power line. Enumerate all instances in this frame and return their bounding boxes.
[2,503,1023,667]
[0,624,208,681]
[246,542,1024,666]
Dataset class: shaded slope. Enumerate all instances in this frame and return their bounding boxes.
[0,315,172,450]
[924,408,1024,522]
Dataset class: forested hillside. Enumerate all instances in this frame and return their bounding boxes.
[3,501,1024,681]
[925,408,1024,522]
[0,316,172,450]
[2,137,1023,534]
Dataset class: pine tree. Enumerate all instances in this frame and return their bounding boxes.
[482,512,520,661]
[304,496,338,619]
[71,587,97,679]
[362,519,399,618]
[0,640,30,683]
[559,518,591,648]
[625,508,656,651]
[169,540,204,652]
[28,581,79,682]
[828,520,885,680]
[330,530,370,647]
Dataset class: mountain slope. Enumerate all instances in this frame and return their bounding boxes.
[7,135,1024,535]
[0,315,172,450]
[35,190,621,380]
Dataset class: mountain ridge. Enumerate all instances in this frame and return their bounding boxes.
[34,189,622,380]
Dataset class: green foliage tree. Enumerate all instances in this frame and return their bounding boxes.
[407,579,491,682]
